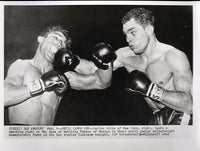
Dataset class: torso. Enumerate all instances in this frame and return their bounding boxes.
[144,54,174,112]
[8,59,61,125]
[115,44,176,112]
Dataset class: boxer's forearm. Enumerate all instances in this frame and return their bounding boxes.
[160,90,192,115]
[65,70,112,90]
[95,67,113,89]
[4,84,31,106]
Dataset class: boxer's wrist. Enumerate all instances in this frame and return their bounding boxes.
[26,79,45,97]
[147,83,165,102]
[69,55,80,71]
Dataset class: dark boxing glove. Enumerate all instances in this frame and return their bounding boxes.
[92,42,116,70]
[149,107,192,125]
[27,70,69,97]
[125,70,165,102]
[54,48,80,73]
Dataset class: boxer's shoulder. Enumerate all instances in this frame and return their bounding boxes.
[116,46,134,54]
[163,47,188,66]
[159,43,184,57]
[10,59,32,69]
[115,46,135,60]
[7,59,41,80]
[7,59,27,76]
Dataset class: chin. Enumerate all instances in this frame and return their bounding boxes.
[135,52,143,55]
[131,49,142,55]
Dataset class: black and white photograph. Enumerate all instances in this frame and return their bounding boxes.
[1,1,200,151]
[4,5,193,126]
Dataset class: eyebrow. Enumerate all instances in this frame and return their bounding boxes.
[51,32,65,38]
[127,28,136,33]
[49,32,67,46]
[123,27,136,36]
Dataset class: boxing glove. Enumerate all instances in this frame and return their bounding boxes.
[92,42,116,70]
[149,107,192,125]
[54,48,80,73]
[125,70,165,102]
[27,70,69,97]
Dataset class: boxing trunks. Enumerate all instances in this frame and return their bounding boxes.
[149,107,192,125]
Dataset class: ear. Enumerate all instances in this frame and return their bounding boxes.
[37,36,44,43]
[145,25,154,36]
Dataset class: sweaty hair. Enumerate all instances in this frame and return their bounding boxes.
[40,25,72,48]
[122,8,155,28]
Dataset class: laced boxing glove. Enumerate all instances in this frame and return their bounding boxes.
[53,48,80,73]
[27,70,69,97]
[92,42,117,70]
[125,70,165,102]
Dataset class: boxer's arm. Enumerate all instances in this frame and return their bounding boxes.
[113,47,127,71]
[4,78,31,106]
[4,62,31,106]
[65,67,112,90]
[113,47,145,72]
[74,58,113,89]
[159,51,193,114]
[74,58,98,75]
[67,43,115,89]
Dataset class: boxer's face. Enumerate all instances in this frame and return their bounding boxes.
[123,18,150,55]
[38,31,67,62]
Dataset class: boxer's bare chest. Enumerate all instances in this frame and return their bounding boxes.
[124,54,174,111]
[125,54,173,88]
[145,58,174,111]
[10,61,60,124]
[146,58,173,89]
[23,63,60,107]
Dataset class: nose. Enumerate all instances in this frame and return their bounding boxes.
[126,34,133,43]
[57,42,61,49]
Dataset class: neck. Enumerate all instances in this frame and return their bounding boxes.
[31,48,53,74]
[142,35,161,63]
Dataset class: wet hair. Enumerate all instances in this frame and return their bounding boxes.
[122,8,155,28]
[40,25,72,48]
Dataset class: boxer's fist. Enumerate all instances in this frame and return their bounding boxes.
[27,71,69,97]
[92,42,116,70]
[54,48,80,73]
[125,70,165,102]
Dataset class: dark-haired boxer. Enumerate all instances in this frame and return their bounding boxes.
[4,26,115,125]
[113,8,192,125]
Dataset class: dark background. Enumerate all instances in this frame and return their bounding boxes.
[4,5,193,125]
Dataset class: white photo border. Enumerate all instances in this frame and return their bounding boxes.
[1,1,200,151]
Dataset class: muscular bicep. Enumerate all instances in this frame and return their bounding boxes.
[64,71,105,90]
[5,75,23,90]
[75,58,97,75]
[173,71,192,94]
[4,60,24,88]
[166,50,192,94]
[4,60,32,106]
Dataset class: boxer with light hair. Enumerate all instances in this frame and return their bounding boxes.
[4,26,115,125]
